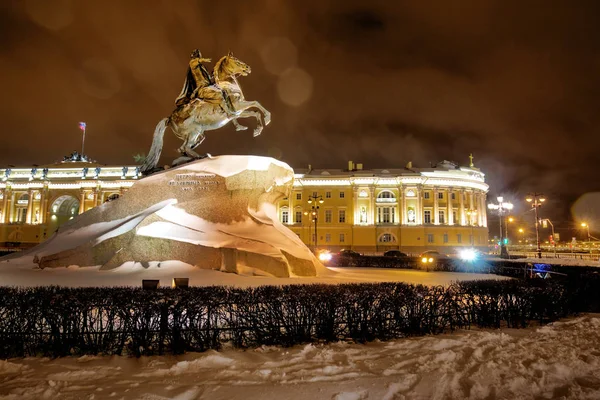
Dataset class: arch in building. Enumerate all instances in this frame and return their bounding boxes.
[13,193,29,223]
[378,233,397,243]
[377,190,396,200]
[48,195,81,231]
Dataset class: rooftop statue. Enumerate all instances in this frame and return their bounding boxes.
[141,50,271,174]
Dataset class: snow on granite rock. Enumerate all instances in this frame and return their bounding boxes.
[2,155,326,277]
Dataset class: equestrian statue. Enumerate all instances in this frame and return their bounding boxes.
[141,49,271,174]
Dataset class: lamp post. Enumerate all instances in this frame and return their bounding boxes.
[307,194,324,252]
[466,209,477,246]
[581,222,591,242]
[518,228,525,245]
[525,193,546,259]
[488,196,513,258]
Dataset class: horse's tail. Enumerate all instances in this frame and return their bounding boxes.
[141,118,169,174]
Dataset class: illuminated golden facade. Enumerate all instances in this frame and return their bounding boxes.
[0,158,489,254]
[0,160,139,248]
[278,160,489,253]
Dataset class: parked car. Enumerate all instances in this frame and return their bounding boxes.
[334,249,362,266]
[383,250,408,258]
[419,250,449,264]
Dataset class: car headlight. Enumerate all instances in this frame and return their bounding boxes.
[458,248,477,262]
[421,257,428,263]
[428,257,434,262]
[318,252,332,262]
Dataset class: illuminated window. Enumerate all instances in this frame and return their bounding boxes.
[325,209,332,223]
[338,209,346,223]
[377,207,395,224]
[438,210,445,224]
[339,192,345,199]
[427,234,434,243]
[424,192,430,199]
[438,192,444,200]
[281,210,289,224]
[325,192,331,198]
[295,211,302,223]
[453,211,457,224]
[340,233,345,243]
[379,233,396,243]
[424,210,432,224]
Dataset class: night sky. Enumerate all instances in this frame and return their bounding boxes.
[1,0,600,237]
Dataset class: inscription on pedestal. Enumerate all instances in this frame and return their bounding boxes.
[168,173,219,192]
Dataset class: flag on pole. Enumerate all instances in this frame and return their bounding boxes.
[79,122,86,132]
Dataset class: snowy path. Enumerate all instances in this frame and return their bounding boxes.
[2,315,600,399]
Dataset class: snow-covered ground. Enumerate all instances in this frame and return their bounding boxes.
[2,315,600,399]
[487,256,600,267]
[0,261,507,287]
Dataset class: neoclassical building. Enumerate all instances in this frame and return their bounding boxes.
[0,154,139,248]
[0,155,488,254]
[277,160,489,253]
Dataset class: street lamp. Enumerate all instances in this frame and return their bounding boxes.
[518,228,524,244]
[465,209,477,246]
[525,193,546,258]
[581,222,591,242]
[488,196,513,258]
[307,194,324,251]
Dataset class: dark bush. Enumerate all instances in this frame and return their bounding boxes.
[0,278,595,358]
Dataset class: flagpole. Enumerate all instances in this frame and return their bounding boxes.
[81,126,86,156]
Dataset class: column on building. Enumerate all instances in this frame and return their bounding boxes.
[447,187,453,225]
[369,186,375,225]
[400,185,406,225]
[416,185,422,225]
[481,193,488,227]
[25,189,34,224]
[0,188,8,223]
[38,187,46,224]
[468,191,475,225]
[288,191,294,224]
[459,189,465,226]
[476,192,484,227]
[79,190,86,214]
[433,187,439,225]
[352,186,358,225]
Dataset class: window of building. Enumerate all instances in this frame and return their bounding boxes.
[457,234,462,243]
[296,193,302,200]
[438,192,444,200]
[377,191,395,202]
[325,191,331,198]
[340,233,345,243]
[438,210,445,224]
[427,234,434,243]
[338,209,346,223]
[325,233,331,242]
[424,210,432,224]
[281,210,289,224]
[295,211,302,224]
[325,209,332,223]
[339,191,345,199]
[443,233,449,243]
[424,191,430,199]
[379,233,396,243]
[451,193,456,200]
[452,211,457,224]
[312,191,318,198]
[377,207,395,224]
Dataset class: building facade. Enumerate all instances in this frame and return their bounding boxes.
[0,157,139,248]
[277,160,489,254]
[0,157,489,254]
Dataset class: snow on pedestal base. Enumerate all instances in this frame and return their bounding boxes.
[4,155,325,277]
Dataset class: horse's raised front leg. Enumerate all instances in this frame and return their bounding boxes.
[231,119,248,131]
[235,110,264,137]
[183,131,205,158]
[236,100,271,126]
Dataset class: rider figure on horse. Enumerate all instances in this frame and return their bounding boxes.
[175,49,236,116]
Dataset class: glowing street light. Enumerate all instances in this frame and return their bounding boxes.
[581,222,591,242]
[307,194,324,251]
[488,196,513,258]
[525,193,546,258]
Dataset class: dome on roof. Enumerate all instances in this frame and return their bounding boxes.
[321,171,330,175]
[381,169,390,174]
